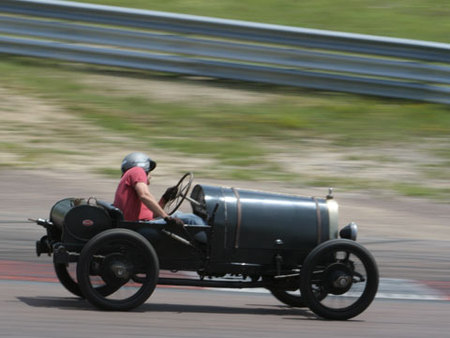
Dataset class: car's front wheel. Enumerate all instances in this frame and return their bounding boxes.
[300,239,378,320]
[269,288,308,307]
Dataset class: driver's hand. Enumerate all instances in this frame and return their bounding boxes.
[164,216,185,230]
[162,186,178,202]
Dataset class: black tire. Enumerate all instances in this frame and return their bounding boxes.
[300,239,378,320]
[54,262,83,297]
[77,229,159,311]
[54,262,121,298]
[270,289,308,308]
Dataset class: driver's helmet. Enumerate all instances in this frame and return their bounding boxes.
[121,152,156,174]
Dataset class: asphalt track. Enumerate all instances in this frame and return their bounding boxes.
[1,170,449,337]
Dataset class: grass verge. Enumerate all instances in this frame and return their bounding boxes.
[0,57,449,200]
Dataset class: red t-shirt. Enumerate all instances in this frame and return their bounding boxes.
[113,167,154,221]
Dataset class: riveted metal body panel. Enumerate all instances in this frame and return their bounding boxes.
[191,185,336,271]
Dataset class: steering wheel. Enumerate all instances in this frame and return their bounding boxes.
[163,172,194,215]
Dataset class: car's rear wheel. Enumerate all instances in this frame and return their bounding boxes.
[300,239,378,320]
[54,261,122,298]
[77,229,159,311]
[54,262,83,297]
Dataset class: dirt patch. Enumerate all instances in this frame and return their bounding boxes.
[266,139,449,190]
[80,74,276,106]
[0,85,189,174]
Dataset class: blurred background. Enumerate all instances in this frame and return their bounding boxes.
[0,0,449,202]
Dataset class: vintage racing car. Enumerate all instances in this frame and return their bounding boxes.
[32,173,378,320]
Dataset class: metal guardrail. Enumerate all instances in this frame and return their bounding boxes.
[0,0,449,104]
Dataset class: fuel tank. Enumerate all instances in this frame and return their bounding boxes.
[191,184,338,253]
[50,198,113,242]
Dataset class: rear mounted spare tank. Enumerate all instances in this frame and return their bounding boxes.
[50,198,112,242]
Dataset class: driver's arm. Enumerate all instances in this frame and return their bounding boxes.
[134,182,169,219]
[158,196,167,208]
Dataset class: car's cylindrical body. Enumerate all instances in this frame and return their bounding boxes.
[45,185,340,275]
[190,184,339,273]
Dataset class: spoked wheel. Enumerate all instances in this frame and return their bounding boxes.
[300,239,378,320]
[77,229,159,311]
[164,172,194,215]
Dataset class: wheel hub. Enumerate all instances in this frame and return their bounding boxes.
[323,263,353,295]
[101,253,133,284]
[111,262,130,279]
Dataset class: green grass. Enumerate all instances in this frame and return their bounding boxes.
[71,0,450,43]
[1,55,449,199]
[96,167,122,178]
[391,183,450,199]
